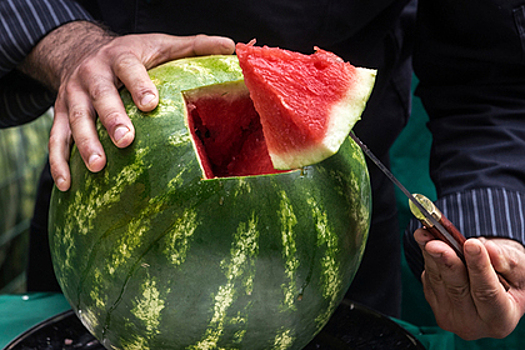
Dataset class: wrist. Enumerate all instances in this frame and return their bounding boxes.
[17,20,116,90]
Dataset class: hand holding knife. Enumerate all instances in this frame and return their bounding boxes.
[349,132,511,291]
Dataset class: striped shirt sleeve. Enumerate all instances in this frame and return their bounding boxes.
[0,0,93,127]
[403,187,525,279]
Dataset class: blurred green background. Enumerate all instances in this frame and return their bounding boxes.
[0,111,52,294]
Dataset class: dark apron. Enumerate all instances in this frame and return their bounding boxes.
[28,0,416,318]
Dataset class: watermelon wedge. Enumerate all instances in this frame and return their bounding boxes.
[236,42,376,170]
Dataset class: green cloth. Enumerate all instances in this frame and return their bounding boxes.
[0,293,71,348]
[395,318,525,350]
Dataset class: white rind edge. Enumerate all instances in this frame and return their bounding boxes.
[271,67,377,170]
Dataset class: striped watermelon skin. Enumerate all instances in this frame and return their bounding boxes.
[48,55,371,350]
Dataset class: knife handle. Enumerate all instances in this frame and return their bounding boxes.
[410,194,466,260]
[412,194,511,291]
[424,216,466,262]
[424,219,511,291]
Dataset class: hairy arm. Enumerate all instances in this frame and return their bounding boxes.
[17,21,114,91]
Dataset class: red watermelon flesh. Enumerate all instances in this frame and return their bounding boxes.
[236,42,376,170]
[185,82,283,179]
[185,44,376,179]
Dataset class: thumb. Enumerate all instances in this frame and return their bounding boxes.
[139,33,235,70]
[162,34,235,62]
[190,34,236,56]
[464,239,507,301]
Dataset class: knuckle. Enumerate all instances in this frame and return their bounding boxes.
[99,110,123,128]
[47,132,63,150]
[471,286,500,302]
[507,248,520,269]
[68,108,93,127]
[193,33,207,41]
[75,58,102,80]
[425,269,443,285]
[62,81,81,98]
[114,53,137,71]
[89,80,115,102]
[74,135,94,157]
[445,284,470,301]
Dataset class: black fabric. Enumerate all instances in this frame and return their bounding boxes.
[0,71,56,128]
[27,160,61,292]
[419,82,525,198]
[413,0,525,203]
[414,0,525,85]
[78,0,400,48]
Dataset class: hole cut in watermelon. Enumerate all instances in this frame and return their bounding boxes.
[185,81,285,179]
[186,44,376,180]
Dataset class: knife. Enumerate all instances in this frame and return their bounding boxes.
[349,132,510,290]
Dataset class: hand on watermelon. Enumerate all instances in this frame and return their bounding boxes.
[19,20,235,191]
[415,229,525,339]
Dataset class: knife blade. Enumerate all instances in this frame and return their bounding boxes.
[349,132,510,290]
[349,132,464,257]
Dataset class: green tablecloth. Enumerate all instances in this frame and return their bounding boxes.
[0,293,71,348]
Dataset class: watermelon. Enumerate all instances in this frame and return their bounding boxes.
[48,50,372,350]
[236,42,377,170]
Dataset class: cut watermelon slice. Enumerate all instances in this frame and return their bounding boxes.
[236,42,376,170]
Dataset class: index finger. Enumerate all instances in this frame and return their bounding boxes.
[424,240,471,305]
[116,34,236,112]
[464,239,508,308]
[112,50,159,113]
[81,63,136,150]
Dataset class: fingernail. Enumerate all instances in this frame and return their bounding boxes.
[465,243,481,255]
[88,154,101,168]
[141,93,155,106]
[428,251,442,259]
[114,126,129,142]
[56,177,66,188]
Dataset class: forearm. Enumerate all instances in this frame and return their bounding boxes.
[0,0,92,76]
[0,0,93,126]
[17,20,116,91]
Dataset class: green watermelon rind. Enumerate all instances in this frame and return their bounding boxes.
[48,55,371,350]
